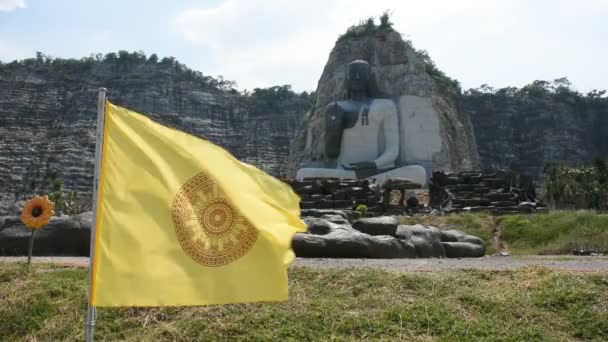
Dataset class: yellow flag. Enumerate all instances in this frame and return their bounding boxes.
[90,101,306,307]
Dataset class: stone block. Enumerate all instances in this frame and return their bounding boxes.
[486,192,517,201]
[300,201,319,209]
[491,201,519,207]
[320,199,353,209]
[385,208,406,215]
[446,177,462,185]
[442,242,485,258]
[332,190,347,200]
[352,216,399,236]
[452,198,492,206]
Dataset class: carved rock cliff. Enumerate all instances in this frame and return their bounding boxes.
[287,27,480,177]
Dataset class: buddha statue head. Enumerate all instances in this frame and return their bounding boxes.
[345,60,371,100]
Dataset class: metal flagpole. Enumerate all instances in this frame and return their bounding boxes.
[86,88,107,342]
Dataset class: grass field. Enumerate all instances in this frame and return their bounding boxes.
[501,211,608,255]
[399,211,608,256]
[1,263,607,341]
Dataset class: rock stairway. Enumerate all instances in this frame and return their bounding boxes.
[429,170,547,215]
[285,178,382,211]
[285,177,424,216]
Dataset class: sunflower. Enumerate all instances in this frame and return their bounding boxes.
[21,195,55,229]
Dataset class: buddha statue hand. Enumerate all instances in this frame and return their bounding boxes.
[348,161,377,170]
[341,161,379,179]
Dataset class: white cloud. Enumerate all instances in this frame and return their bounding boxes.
[0,0,25,12]
[173,0,606,92]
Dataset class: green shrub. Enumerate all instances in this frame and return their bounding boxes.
[544,160,608,211]
[355,204,368,214]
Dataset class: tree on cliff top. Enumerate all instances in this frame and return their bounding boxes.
[338,11,395,41]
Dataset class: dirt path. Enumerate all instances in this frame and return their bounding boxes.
[2,256,608,272]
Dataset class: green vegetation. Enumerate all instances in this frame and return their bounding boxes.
[1,51,316,101]
[337,11,394,41]
[417,50,462,94]
[355,204,368,214]
[0,51,238,92]
[501,211,608,255]
[399,211,608,256]
[1,263,607,341]
[465,78,607,102]
[544,160,608,211]
[463,79,608,178]
[47,178,87,216]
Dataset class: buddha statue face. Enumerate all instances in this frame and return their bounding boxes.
[345,60,371,98]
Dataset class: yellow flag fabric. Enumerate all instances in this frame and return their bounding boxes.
[91,101,306,307]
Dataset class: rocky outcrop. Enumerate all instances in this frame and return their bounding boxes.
[1,209,485,258]
[288,26,480,177]
[0,212,92,256]
[293,214,416,258]
[0,56,311,214]
[463,84,608,180]
[294,211,486,258]
[352,216,398,236]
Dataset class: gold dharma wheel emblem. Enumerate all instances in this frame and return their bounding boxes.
[172,172,258,267]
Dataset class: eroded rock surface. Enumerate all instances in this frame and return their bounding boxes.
[293,215,416,258]
[295,212,486,259]
[1,210,486,258]
[0,58,311,214]
[0,213,91,256]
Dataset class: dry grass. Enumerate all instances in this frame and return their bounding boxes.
[1,262,607,341]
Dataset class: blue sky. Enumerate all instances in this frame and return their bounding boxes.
[1,0,606,93]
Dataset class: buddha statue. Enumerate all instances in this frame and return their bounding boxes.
[296,60,427,185]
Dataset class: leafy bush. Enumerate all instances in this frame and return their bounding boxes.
[544,160,608,211]
[355,204,368,214]
[47,177,86,215]
[379,10,393,28]
[0,51,238,93]
[417,50,461,94]
[337,12,394,41]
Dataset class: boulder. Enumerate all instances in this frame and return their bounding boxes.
[442,242,485,258]
[294,217,416,258]
[297,217,487,259]
[439,229,486,257]
[395,224,445,258]
[439,229,484,245]
[352,216,398,236]
[302,217,333,235]
[0,213,92,256]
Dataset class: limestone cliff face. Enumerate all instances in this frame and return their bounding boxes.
[463,86,608,179]
[287,28,480,177]
[0,56,310,214]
